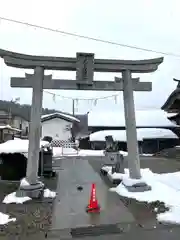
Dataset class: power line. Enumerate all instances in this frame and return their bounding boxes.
[0,16,178,103]
[1,16,180,57]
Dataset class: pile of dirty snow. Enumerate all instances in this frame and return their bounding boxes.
[3,178,56,204]
[0,212,16,225]
[105,166,180,225]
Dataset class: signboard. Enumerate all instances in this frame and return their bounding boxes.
[76,53,94,84]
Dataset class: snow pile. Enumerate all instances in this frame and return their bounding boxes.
[3,177,56,204]
[3,188,56,204]
[53,148,105,157]
[0,125,21,132]
[53,147,128,158]
[140,153,154,157]
[102,165,112,173]
[121,175,146,187]
[44,189,56,198]
[79,149,104,156]
[53,147,78,157]
[90,128,177,142]
[108,168,180,225]
[120,151,128,156]
[3,192,31,204]
[0,139,49,154]
[0,212,16,225]
[20,178,30,187]
[3,178,31,204]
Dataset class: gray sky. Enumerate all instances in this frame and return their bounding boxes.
[0,0,180,114]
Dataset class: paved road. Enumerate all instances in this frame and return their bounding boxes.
[49,155,180,239]
[47,227,180,240]
[51,157,134,230]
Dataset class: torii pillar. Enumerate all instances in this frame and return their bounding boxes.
[123,70,140,179]
[0,49,163,196]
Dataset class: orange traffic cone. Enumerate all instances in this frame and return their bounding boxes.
[86,183,100,213]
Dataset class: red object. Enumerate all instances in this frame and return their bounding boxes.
[86,183,100,213]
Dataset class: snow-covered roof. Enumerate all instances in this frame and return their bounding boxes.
[0,125,21,132]
[0,139,49,154]
[90,128,178,142]
[41,112,80,123]
[88,110,177,127]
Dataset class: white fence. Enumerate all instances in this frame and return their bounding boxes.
[51,139,79,156]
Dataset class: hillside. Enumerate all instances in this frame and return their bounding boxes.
[0,100,61,121]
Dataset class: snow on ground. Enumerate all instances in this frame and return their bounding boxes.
[53,147,128,158]
[3,188,56,204]
[79,149,104,156]
[53,147,78,157]
[102,165,112,173]
[3,192,31,204]
[106,167,180,225]
[20,178,30,187]
[53,147,105,157]
[140,153,154,157]
[3,178,56,204]
[43,189,56,198]
[0,212,16,225]
[119,151,128,156]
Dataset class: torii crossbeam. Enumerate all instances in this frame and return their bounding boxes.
[0,49,163,196]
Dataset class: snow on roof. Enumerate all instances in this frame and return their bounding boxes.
[167,113,179,118]
[0,139,49,154]
[41,112,80,123]
[0,125,21,132]
[90,128,178,142]
[88,109,177,127]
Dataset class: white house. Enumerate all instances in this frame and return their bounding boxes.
[41,112,80,141]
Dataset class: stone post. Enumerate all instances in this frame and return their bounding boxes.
[122,70,141,179]
[122,70,151,191]
[26,67,44,184]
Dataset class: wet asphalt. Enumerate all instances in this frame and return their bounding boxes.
[49,155,180,239]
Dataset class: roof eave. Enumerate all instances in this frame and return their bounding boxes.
[161,89,180,112]
[41,115,80,123]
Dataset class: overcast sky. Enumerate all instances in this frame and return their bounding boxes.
[0,0,180,114]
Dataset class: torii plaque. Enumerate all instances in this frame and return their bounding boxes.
[0,49,163,196]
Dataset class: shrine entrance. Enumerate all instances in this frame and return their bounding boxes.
[0,49,163,196]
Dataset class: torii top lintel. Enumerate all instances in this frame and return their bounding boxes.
[0,49,163,73]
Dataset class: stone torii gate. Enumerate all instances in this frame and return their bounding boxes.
[0,49,163,196]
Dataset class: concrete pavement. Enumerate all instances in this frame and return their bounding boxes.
[47,227,180,240]
[48,155,180,239]
[50,157,134,238]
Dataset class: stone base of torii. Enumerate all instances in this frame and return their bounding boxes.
[0,49,163,198]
